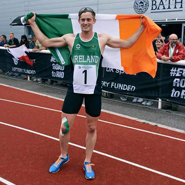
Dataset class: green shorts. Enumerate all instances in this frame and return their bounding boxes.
[62,91,102,117]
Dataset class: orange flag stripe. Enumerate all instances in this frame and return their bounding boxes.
[116,15,161,78]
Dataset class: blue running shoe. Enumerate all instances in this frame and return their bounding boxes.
[83,162,95,179]
[49,154,69,173]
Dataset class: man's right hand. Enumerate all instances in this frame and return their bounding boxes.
[27,12,36,25]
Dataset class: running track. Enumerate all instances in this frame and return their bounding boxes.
[0,84,185,185]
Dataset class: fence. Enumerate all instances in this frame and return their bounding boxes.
[0,47,185,108]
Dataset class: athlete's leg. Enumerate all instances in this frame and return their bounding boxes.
[85,113,98,162]
[49,92,83,173]
[84,94,101,162]
[60,92,83,157]
[59,112,77,157]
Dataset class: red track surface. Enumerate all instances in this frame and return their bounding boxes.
[0,84,185,185]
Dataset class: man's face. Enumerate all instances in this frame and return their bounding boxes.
[169,35,178,46]
[78,12,96,32]
[9,34,14,40]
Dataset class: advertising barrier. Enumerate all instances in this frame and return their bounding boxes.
[0,47,185,106]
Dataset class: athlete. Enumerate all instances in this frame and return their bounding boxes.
[28,7,145,180]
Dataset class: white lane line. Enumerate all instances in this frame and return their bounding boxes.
[0,98,60,113]
[0,177,16,185]
[0,97,185,143]
[0,83,64,101]
[1,83,185,134]
[0,121,185,184]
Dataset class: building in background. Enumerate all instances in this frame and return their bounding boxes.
[1,0,185,45]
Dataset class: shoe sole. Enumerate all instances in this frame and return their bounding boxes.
[49,159,69,173]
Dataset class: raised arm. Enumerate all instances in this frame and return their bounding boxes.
[27,13,70,48]
[104,17,145,49]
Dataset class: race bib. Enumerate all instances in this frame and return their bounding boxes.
[73,64,97,85]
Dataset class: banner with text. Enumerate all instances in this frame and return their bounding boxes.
[0,48,184,106]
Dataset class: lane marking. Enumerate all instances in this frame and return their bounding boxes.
[1,83,185,134]
[0,98,185,142]
[0,121,185,184]
[0,177,16,185]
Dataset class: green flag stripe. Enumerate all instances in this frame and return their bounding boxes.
[35,14,74,66]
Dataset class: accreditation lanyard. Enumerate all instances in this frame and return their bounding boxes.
[169,45,175,57]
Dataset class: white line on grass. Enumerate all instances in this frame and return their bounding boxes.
[0,121,185,184]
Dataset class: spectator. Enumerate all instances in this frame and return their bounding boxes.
[154,38,165,54]
[32,39,47,83]
[156,33,185,111]
[28,35,36,49]
[5,33,20,77]
[32,39,47,51]
[5,33,19,48]
[0,35,8,46]
[156,33,185,62]
[153,33,168,52]
[19,35,29,48]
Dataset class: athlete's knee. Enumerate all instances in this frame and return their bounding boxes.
[60,117,70,136]
[87,125,97,134]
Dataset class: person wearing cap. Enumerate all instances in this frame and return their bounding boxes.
[27,7,145,179]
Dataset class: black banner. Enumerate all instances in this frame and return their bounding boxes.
[159,63,185,106]
[0,48,185,106]
[0,48,72,81]
[102,65,160,99]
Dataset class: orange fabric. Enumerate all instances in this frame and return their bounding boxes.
[116,15,161,78]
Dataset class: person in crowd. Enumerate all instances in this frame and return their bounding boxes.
[27,7,145,180]
[0,35,8,46]
[4,33,20,77]
[154,38,165,54]
[0,35,2,44]
[32,39,48,83]
[156,33,185,62]
[28,35,36,49]
[32,39,47,51]
[0,35,8,72]
[156,33,185,111]
[153,32,168,51]
[19,35,29,48]
[4,32,19,48]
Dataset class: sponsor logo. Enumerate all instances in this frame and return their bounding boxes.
[133,0,149,14]
[91,45,96,50]
[76,44,80,50]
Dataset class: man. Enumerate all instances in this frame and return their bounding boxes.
[5,33,19,48]
[156,33,185,62]
[156,33,185,111]
[0,35,8,46]
[28,7,145,179]
[28,35,36,49]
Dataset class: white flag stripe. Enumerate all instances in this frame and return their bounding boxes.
[55,48,65,64]
[70,14,123,70]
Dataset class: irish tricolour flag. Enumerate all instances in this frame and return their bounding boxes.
[22,13,161,78]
